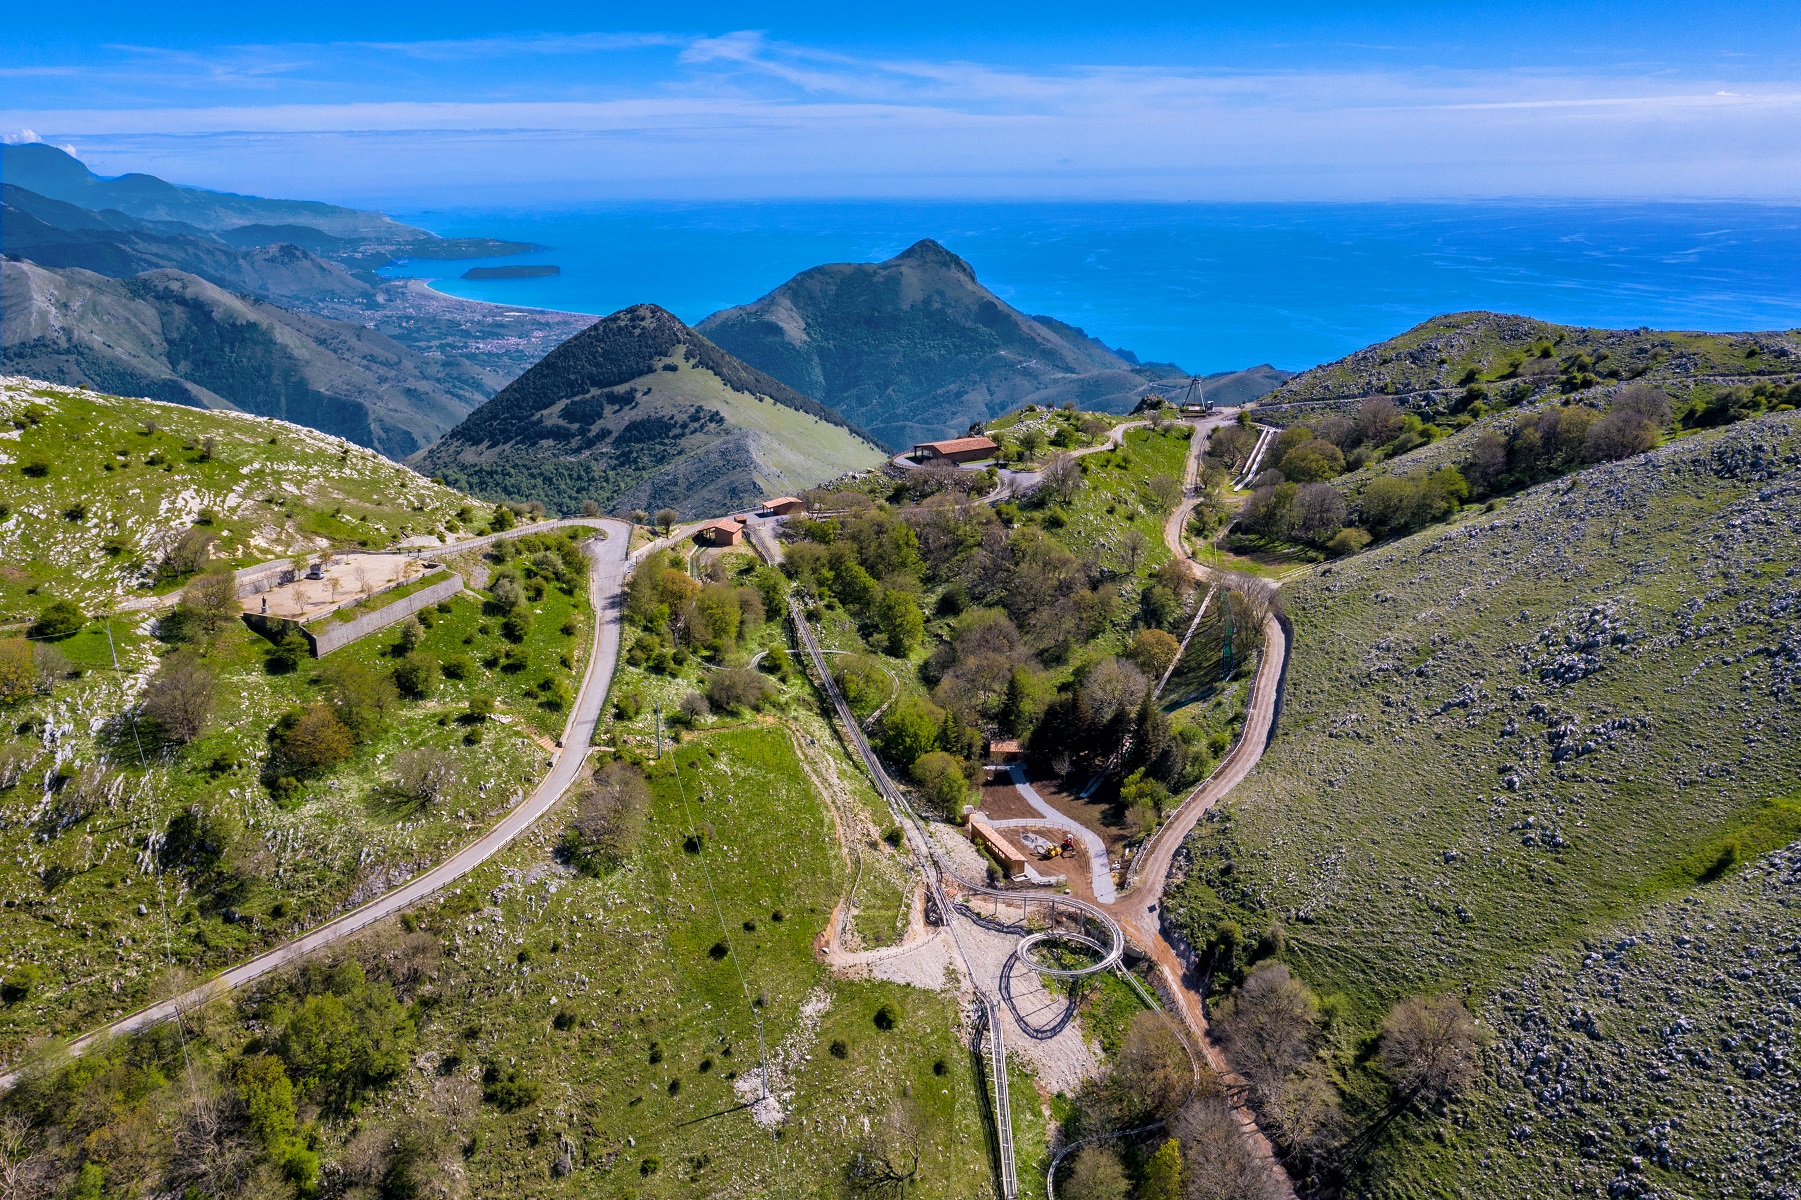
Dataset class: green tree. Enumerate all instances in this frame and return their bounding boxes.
[1062,1145,1129,1200]
[278,962,415,1112]
[873,590,925,655]
[911,750,971,813]
[237,1055,298,1151]
[693,582,743,651]
[392,652,439,700]
[28,598,84,639]
[1276,438,1346,482]
[323,659,398,742]
[273,704,355,775]
[879,694,944,766]
[1140,1138,1183,1200]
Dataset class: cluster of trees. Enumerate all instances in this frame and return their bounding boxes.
[783,504,927,655]
[0,636,71,706]
[1054,1011,1247,1200]
[1201,960,1489,1182]
[1460,384,1671,498]
[625,550,780,667]
[2,927,441,1200]
[991,403,1114,464]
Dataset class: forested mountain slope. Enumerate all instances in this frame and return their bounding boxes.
[1167,410,1801,1197]
[700,239,1254,447]
[2,260,492,457]
[415,304,887,516]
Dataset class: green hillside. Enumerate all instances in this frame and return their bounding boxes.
[0,378,599,1063]
[416,303,887,517]
[1166,409,1801,1195]
[1258,309,1799,419]
[0,378,478,620]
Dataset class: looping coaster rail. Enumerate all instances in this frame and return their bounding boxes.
[788,593,1128,1200]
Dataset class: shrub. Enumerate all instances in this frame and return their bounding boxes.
[388,748,458,805]
[440,652,474,681]
[392,651,439,699]
[28,598,84,639]
[677,691,711,725]
[1326,527,1371,556]
[480,1063,540,1111]
[706,667,772,712]
[271,703,354,776]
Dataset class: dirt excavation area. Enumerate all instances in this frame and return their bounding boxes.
[242,552,430,619]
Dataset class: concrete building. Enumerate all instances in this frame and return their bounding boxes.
[911,435,999,464]
[692,517,746,547]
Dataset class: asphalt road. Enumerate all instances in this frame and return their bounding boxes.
[0,517,634,1088]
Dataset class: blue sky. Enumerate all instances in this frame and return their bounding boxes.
[5,2,1801,205]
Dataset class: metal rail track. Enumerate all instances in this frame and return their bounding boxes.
[788,593,1129,1199]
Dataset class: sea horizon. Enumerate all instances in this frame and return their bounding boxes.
[382,198,1801,376]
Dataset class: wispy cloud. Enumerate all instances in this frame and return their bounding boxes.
[5,30,1800,201]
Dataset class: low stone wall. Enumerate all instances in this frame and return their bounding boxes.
[233,558,297,599]
[242,573,463,657]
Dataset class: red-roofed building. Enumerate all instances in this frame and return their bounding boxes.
[912,435,999,464]
[692,517,745,547]
[761,496,806,516]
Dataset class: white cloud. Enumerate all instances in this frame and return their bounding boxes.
[6,35,1801,200]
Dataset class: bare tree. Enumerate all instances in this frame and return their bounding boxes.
[1611,383,1673,425]
[845,1101,922,1198]
[1379,994,1488,1104]
[1040,451,1083,504]
[0,1113,45,1200]
[1117,529,1151,575]
[1084,1011,1195,1127]
[1147,473,1182,508]
[159,527,218,580]
[565,761,651,869]
[184,568,240,635]
[1291,483,1347,544]
[388,749,458,805]
[141,652,217,744]
[1216,963,1320,1111]
[1174,1096,1285,1200]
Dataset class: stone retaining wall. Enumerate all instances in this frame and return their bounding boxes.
[242,573,463,657]
[310,573,464,656]
[232,558,297,599]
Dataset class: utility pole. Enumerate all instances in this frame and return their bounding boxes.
[655,704,664,758]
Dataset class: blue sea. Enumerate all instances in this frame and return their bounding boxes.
[382,202,1801,375]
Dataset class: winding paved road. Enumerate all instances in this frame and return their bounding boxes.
[1,517,640,1088]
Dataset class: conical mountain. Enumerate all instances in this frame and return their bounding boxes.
[413,304,886,517]
[697,239,1200,448]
